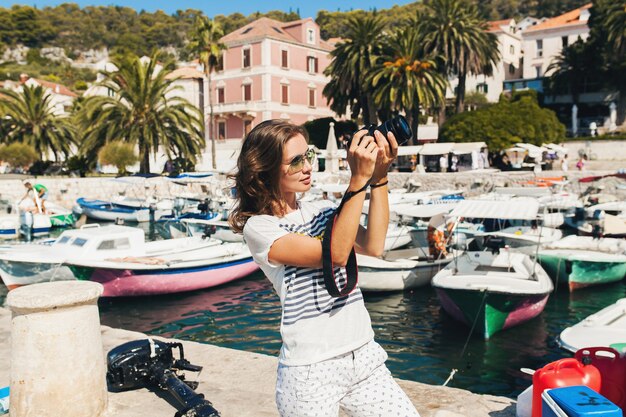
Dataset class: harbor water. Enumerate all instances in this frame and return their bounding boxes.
[1,265,619,399]
[0,223,624,399]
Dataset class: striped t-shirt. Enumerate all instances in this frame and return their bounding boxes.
[243,199,374,366]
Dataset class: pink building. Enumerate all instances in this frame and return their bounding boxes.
[212,17,335,141]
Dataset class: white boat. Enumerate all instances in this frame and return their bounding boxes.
[479,225,563,248]
[0,224,223,290]
[357,249,453,292]
[559,298,626,353]
[432,250,553,339]
[0,214,18,239]
[75,196,173,223]
[432,199,554,339]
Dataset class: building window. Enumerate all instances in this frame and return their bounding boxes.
[536,39,543,57]
[562,36,569,48]
[307,28,315,44]
[281,50,289,68]
[244,120,252,136]
[218,121,226,140]
[535,65,542,78]
[243,84,251,101]
[509,63,515,75]
[281,84,289,104]
[217,55,224,71]
[242,48,251,68]
[308,89,316,107]
[217,87,225,104]
[509,45,514,55]
[476,83,488,94]
[307,56,319,74]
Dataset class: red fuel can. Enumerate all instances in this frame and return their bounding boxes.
[575,347,626,411]
[531,357,601,417]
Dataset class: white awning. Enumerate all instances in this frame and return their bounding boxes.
[451,142,487,154]
[419,143,454,156]
[397,145,423,156]
[517,143,548,158]
[449,198,539,220]
[392,203,458,219]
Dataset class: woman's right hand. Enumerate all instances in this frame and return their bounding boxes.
[347,129,379,188]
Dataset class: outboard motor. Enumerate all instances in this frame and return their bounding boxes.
[483,235,506,254]
[173,197,187,218]
[19,211,34,242]
[197,199,210,216]
[107,338,220,417]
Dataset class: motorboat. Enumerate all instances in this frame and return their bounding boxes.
[357,248,454,292]
[0,224,257,295]
[431,199,554,339]
[559,298,626,353]
[538,235,626,291]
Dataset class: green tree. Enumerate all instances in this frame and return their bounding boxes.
[0,84,75,160]
[369,27,447,144]
[419,0,500,114]
[98,141,138,175]
[188,15,226,170]
[79,53,204,173]
[323,13,385,125]
[0,142,39,168]
[440,91,565,150]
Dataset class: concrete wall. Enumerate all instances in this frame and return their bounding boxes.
[564,140,626,161]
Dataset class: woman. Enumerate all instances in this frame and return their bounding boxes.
[229,120,419,417]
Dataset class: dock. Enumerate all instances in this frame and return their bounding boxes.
[0,307,515,417]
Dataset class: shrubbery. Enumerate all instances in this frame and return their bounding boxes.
[440,91,566,150]
[98,141,138,175]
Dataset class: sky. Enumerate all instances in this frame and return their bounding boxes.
[0,1,417,18]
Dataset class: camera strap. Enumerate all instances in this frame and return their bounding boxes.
[321,180,370,297]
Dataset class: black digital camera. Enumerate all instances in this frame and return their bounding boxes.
[355,114,413,146]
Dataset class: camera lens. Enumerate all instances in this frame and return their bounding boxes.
[355,115,413,146]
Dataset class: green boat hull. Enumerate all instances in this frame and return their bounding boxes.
[435,287,549,339]
[50,213,76,227]
[538,253,626,291]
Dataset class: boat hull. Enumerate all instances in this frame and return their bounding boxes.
[69,258,259,296]
[435,287,549,339]
[538,252,626,291]
[0,260,74,289]
[359,258,451,292]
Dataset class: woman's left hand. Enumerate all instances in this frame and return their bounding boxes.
[371,130,398,184]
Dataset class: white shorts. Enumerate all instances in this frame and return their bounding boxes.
[276,340,420,417]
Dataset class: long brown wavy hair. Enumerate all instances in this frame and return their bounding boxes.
[228,120,309,234]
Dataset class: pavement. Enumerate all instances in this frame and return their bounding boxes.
[0,307,516,417]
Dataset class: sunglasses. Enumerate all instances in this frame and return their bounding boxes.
[285,148,316,174]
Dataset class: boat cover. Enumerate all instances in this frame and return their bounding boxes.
[449,198,539,220]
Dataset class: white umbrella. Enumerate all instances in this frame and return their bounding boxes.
[325,122,340,173]
[610,102,617,133]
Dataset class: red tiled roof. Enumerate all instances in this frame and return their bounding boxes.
[31,78,77,97]
[166,67,205,80]
[487,19,513,33]
[220,17,333,51]
[525,3,592,32]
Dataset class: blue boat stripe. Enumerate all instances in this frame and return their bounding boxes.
[131,257,253,275]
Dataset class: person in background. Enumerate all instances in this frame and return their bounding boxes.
[229,120,420,417]
[439,154,448,172]
[576,155,586,171]
[20,181,48,213]
[450,154,459,172]
[561,154,569,172]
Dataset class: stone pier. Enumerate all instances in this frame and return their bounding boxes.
[0,307,515,417]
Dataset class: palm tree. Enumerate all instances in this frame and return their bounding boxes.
[0,85,75,160]
[79,53,204,173]
[323,13,385,125]
[418,0,500,114]
[188,15,226,170]
[369,27,447,144]
[547,38,596,108]
[605,1,626,56]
